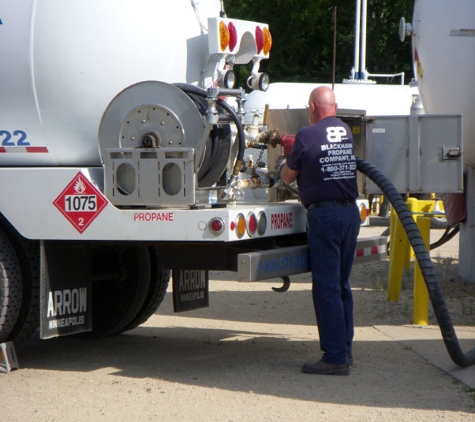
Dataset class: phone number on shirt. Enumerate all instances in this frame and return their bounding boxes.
[324,164,356,173]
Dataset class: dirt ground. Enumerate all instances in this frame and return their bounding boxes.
[1,223,475,421]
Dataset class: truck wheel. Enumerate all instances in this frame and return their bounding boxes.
[84,245,151,338]
[6,239,40,347]
[119,246,170,333]
[0,228,22,343]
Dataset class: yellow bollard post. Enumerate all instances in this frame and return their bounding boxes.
[405,198,419,268]
[413,216,431,325]
[387,209,408,302]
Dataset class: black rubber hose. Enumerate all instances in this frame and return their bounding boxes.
[357,157,475,367]
[172,83,246,169]
[430,224,460,250]
[380,224,460,256]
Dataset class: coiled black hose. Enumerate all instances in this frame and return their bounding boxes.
[172,83,246,172]
[357,157,475,367]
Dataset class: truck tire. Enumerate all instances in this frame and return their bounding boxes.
[0,228,23,343]
[6,239,40,347]
[118,246,170,333]
[84,244,151,338]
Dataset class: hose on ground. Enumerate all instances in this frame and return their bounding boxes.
[357,157,475,368]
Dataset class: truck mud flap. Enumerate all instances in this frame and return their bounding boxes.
[172,269,209,312]
[40,241,92,339]
[237,236,387,282]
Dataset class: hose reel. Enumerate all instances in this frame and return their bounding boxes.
[98,81,235,207]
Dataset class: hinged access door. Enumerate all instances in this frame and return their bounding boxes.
[365,114,463,194]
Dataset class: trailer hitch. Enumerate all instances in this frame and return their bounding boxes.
[272,276,291,293]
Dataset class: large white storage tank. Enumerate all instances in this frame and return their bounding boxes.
[0,0,220,166]
[411,0,475,166]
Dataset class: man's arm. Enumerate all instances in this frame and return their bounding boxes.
[281,164,299,185]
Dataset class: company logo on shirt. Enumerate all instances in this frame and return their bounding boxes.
[326,126,348,143]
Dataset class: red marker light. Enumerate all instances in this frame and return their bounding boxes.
[255,26,264,54]
[209,217,225,235]
[247,212,257,236]
[228,22,237,52]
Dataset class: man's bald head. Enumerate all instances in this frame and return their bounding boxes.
[308,86,337,124]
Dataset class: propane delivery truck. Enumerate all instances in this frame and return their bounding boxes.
[0,0,388,351]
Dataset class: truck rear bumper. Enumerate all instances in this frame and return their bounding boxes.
[237,236,387,281]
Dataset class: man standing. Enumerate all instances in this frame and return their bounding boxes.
[281,86,360,375]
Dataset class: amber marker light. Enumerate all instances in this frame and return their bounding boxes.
[235,213,246,238]
[263,27,272,55]
[359,203,368,224]
[219,21,230,51]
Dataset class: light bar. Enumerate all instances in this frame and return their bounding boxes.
[208,18,271,60]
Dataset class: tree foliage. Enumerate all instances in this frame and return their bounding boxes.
[223,0,414,86]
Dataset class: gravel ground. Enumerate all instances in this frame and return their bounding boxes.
[1,224,475,421]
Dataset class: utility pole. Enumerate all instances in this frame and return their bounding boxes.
[332,3,338,90]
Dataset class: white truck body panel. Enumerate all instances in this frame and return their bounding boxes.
[0,168,306,241]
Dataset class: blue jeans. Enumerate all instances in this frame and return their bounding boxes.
[307,205,361,365]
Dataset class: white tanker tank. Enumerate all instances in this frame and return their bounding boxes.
[406,0,475,167]
[0,0,270,171]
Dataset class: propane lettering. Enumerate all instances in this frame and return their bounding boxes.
[133,212,174,222]
[271,213,293,230]
[327,148,352,156]
[46,288,87,317]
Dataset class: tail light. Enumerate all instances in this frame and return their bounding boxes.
[219,21,238,53]
[263,27,272,55]
[359,203,369,225]
[255,26,264,54]
[209,217,225,236]
[234,213,246,238]
[228,22,237,52]
[257,211,267,235]
[210,19,271,58]
[219,21,230,51]
[256,26,272,55]
[247,212,257,236]
[211,211,268,238]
